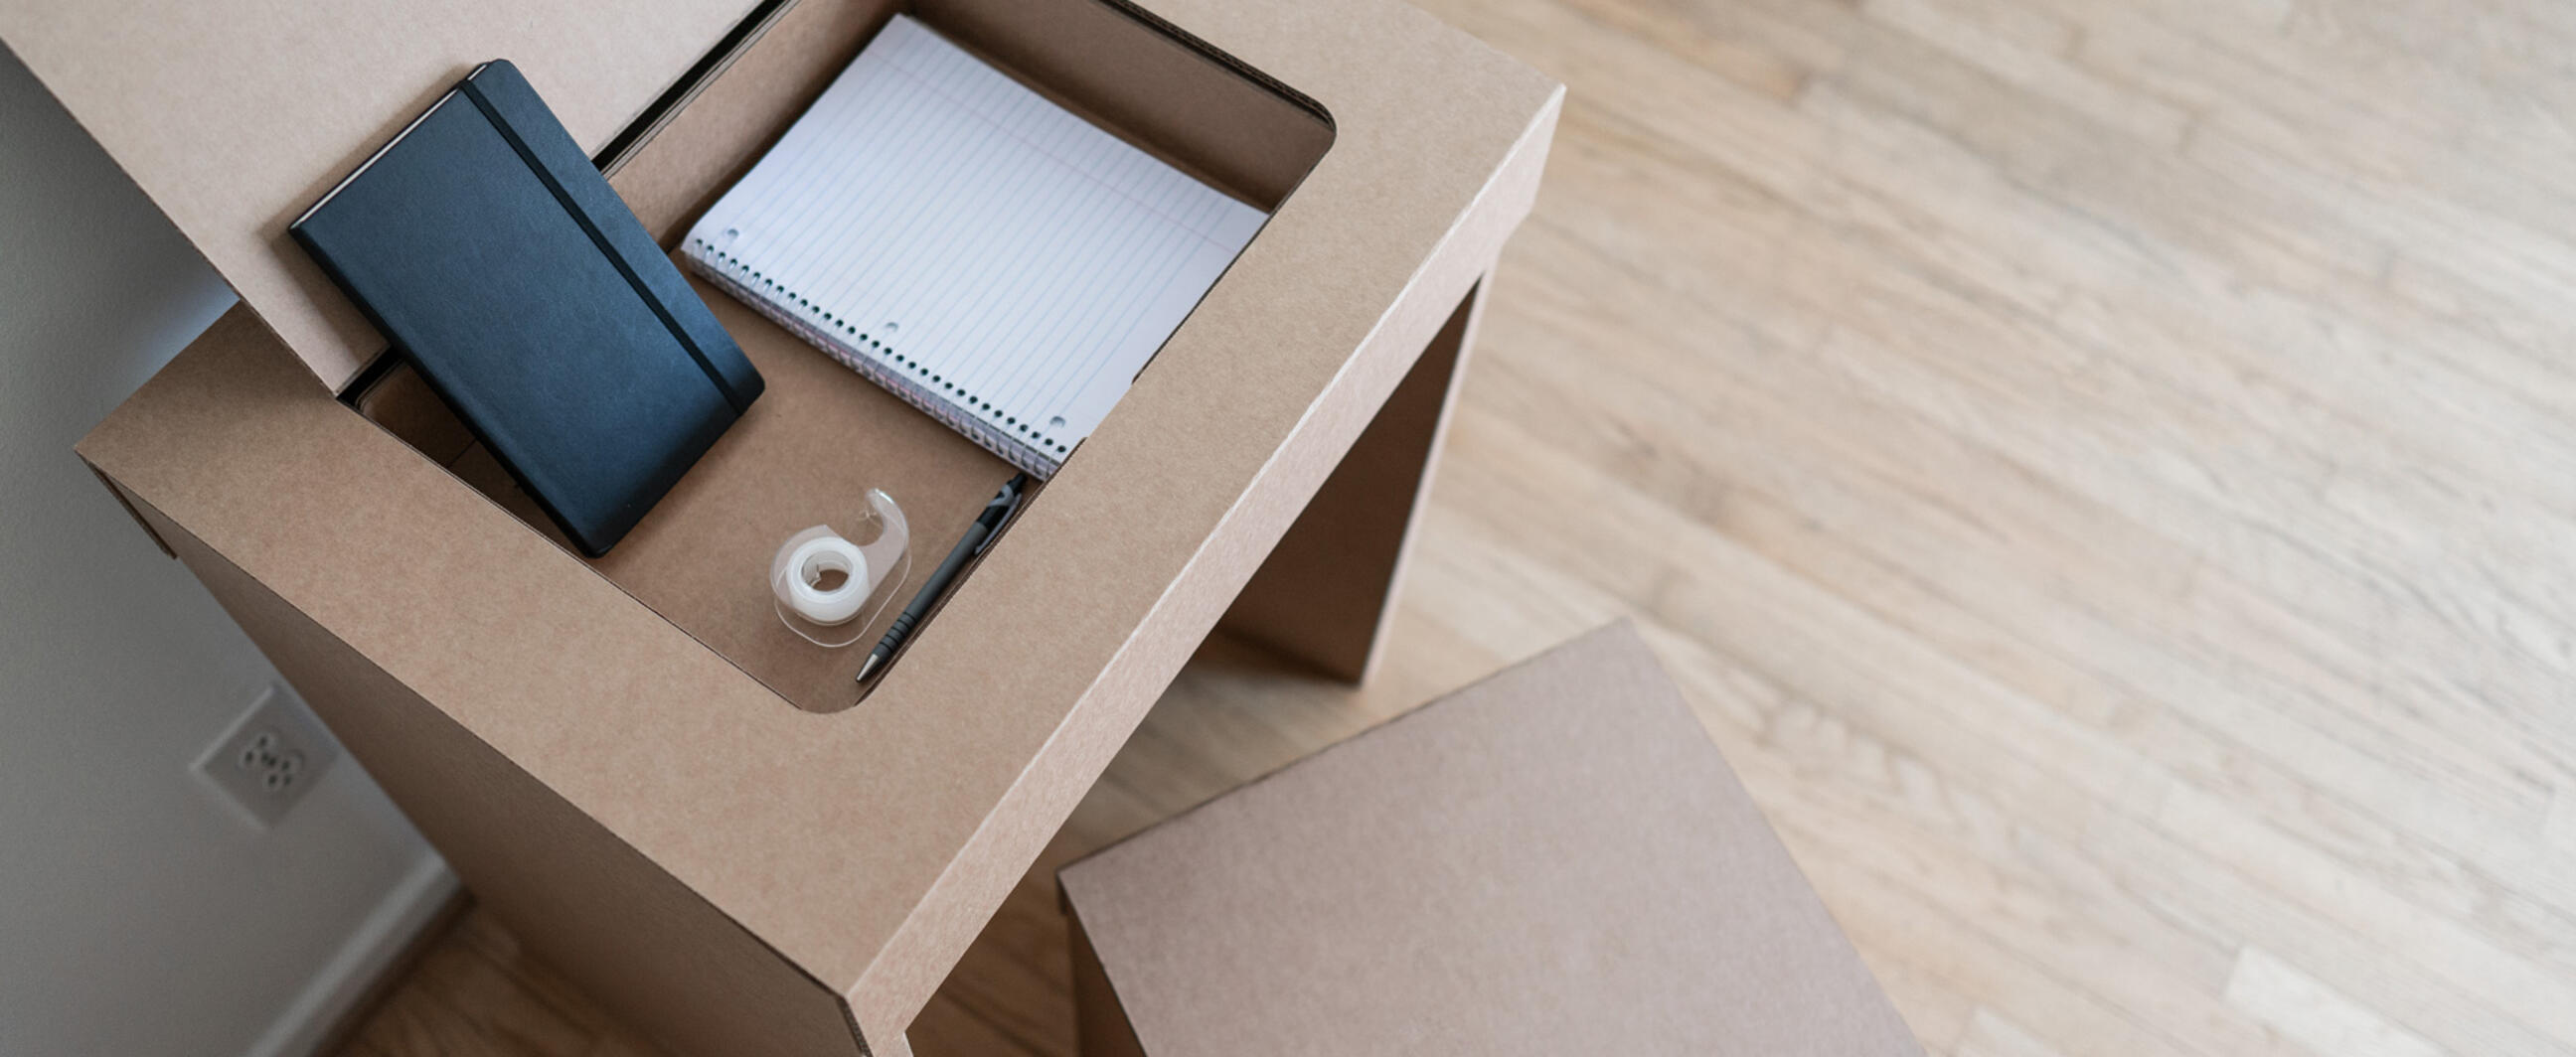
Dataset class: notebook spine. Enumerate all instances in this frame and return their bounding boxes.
[683,250,1059,479]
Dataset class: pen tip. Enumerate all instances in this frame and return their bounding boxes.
[857,653,883,682]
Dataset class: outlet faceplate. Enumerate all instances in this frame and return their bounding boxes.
[195,685,340,828]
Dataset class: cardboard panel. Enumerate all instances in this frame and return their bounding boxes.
[0,0,764,389]
[113,484,865,1057]
[1219,279,1486,681]
[609,0,899,242]
[920,0,1334,208]
[1061,626,1924,1055]
[1066,910,1148,1057]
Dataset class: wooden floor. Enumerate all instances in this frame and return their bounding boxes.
[337,0,2576,1053]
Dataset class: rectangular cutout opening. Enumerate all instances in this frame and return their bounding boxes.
[344,0,1333,713]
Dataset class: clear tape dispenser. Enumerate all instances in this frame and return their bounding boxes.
[769,490,911,648]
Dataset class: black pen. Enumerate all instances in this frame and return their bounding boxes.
[858,473,1032,682]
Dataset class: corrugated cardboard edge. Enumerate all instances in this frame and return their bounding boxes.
[80,456,173,558]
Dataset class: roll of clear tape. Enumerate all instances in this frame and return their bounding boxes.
[768,490,911,650]
[772,529,873,626]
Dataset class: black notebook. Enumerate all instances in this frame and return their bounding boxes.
[292,60,762,556]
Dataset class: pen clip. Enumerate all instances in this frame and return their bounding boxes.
[974,474,1031,556]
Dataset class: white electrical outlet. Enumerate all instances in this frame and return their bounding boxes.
[195,685,339,828]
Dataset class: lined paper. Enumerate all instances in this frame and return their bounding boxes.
[683,15,1264,476]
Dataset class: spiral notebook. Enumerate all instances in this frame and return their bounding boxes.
[682,15,1266,478]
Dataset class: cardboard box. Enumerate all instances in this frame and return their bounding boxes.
[7,0,1558,1053]
[1059,625,1924,1056]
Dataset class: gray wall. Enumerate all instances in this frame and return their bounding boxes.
[0,48,451,1057]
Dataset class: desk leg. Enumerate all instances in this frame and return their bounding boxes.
[1220,276,1488,682]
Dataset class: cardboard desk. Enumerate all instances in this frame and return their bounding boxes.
[8,0,1559,1053]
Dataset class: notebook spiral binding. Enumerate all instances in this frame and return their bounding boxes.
[684,241,1060,479]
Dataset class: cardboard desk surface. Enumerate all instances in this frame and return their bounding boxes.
[1061,625,1925,1056]
[26,0,1562,1049]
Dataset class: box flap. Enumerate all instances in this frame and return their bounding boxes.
[0,0,763,389]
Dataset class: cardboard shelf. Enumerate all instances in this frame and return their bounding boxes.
[336,0,1334,712]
